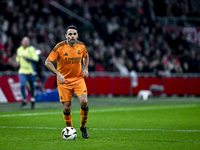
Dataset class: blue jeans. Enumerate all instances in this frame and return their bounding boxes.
[19,74,36,100]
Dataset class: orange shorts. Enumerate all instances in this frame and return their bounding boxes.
[57,78,87,102]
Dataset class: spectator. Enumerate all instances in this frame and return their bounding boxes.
[16,36,39,109]
[0,51,5,71]
[88,58,95,71]
[155,55,171,77]
[187,50,199,73]
[106,16,120,35]
[182,61,190,73]
[113,57,129,76]
[0,38,5,51]
[0,0,199,74]
[171,59,183,73]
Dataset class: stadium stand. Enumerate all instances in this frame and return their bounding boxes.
[0,0,199,75]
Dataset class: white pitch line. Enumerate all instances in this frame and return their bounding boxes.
[0,126,61,130]
[0,126,199,133]
[0,112,62,117]
[0,104,198,118]
[90,128,200,133]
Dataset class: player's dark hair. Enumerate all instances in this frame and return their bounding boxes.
[66,25,78,32]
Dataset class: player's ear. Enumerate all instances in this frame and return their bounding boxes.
[65,34,67,39]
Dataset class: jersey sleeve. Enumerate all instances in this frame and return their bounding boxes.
[30,46,39,62]
[83,45,88,58]
[48,44,59,62]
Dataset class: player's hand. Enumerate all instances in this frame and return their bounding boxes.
[57,73,65,84]
[22,56,27,60]
[83,69,89,78]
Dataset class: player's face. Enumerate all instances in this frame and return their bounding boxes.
[65,29,78,45]
[21,37,30,47]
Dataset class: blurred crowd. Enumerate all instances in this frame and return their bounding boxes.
[0,0,200,77]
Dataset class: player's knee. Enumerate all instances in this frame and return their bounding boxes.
[63,107,70,113]
[63,102,71,113]
[80,98,88,108]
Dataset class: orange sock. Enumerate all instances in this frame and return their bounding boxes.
[63,111,73,127]
[80,107,89,127]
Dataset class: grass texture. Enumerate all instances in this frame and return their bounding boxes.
[0,97,200,150]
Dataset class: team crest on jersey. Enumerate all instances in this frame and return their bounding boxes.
[77,50,81,55]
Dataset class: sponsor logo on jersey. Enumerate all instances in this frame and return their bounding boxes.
[64,57,82,64]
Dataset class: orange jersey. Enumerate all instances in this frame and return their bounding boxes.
[48,40,88,84]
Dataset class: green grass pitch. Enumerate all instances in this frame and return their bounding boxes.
[0,97,200,150]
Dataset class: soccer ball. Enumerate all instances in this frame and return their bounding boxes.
[61,127,77,140]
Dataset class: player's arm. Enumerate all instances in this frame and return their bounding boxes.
[44,58,65,84]
[15,49,20,66]
[23,47,39,63]
[83,53,89,78]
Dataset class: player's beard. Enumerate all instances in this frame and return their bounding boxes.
[69,39,76,44]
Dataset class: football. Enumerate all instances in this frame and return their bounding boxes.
[61,127,77,140]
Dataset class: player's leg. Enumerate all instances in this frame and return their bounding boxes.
[19,74,28,107]
[74,79,89,138]
[58,84,73,127]
[27,74,36,109]
[62,101,73,127]
[78,94,89,127]
[78,94,89,138]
